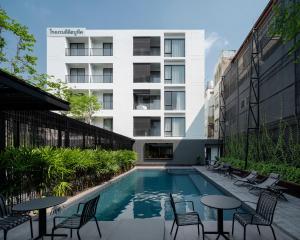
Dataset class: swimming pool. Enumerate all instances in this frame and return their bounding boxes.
[63,169,246,221]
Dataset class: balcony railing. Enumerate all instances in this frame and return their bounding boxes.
[65,48,89,56]
[66,75,89,83]
[65,48,113,56]
[134,128,160,137]
[90,48,113,56]
[90,75,113,83]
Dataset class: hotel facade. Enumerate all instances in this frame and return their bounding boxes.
[47,28,214,164]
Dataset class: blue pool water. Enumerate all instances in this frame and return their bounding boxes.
[63,169,246,221]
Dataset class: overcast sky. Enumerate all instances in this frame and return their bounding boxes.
[2,0,269,83]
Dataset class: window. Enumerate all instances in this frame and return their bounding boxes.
[144,143,173,160]
[134,90,160,110]
[69,68,87,83]
[164,39,185,57]
[134,117,161,136]
[103,118,113,131]
[103,93,113,109]
[164,65,185,84]
[133,37,160,56]
[103,68,113,83]
[133,63,160,83]
[69,43,86,56]
[165,117,185,137]
[103,43,113,56]
[164,91,185,110]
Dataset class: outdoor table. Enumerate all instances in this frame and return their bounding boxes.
[13,196,67,240]
[201,195,241,240]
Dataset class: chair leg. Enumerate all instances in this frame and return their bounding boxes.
[170,219,175,234]
[244,225,247,240]
[77,229,81,240]
[232,218,235,235]
[3,230,7,240]
[270,225,277,240]
[174,226,179,240]
[51,228,55,240]
[94,217,102,238]
[29,218,33,239]
[201,224,205,240]
[70,229,73,238]
[197,223,200,235]
[257,225,261,235]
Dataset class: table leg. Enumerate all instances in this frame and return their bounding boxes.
[204,209,230,240]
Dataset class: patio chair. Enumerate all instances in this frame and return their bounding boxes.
[51,195,101,240]
[248,173,280,193]
[232,191,278,240]
[233,171,258,185]
[207,160,220,170]
[169,193,204,240]
[0,194,33,240]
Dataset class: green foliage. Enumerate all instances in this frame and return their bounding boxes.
[224,120,300,184]
[270,1,300,61]
[68,93,101,123]
[0,7,37,76]
[0,147,137,196]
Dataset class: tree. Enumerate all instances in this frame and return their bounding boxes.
[0,7,37,77]
[270,1,300,61]
[68,93,101,124]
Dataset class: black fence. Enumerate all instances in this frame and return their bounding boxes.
[0,110,134,150]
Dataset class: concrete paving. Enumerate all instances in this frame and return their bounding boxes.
[194,166,300,240]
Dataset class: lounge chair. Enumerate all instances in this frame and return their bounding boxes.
[232,191,278,240]
[248,173,280,193]
[207,160,221,170]
[0,194,33,240]
[51,195,101,240]
[233,171,258,185]
[169,193,204,240]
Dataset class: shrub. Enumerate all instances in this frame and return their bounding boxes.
[0,147,137,196]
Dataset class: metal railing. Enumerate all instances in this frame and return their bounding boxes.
[65,48,113,56]
[90,75,113,83]
[65,75,89,83]
[65,48,89,56]
[90,48,113,56]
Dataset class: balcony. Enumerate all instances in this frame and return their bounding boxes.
[133,117,160,136]
[133,90,160,110]
[90,48,113,56]
[65,48,89,56]
[65,75,89,83]
[90,75,113,83]
[133,37,160,56]
[133,63,160,83]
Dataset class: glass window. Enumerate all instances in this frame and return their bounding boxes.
[69,43,85,56]
[144,143,173,159]
[103,68,113,83]
[164,65,185,84]
[164,91,185,110]
[164,39,185,57]
[134,117,161,136]
[103,93,113,109]
[103,43,113,56]
[103,118,113,131]
[164,117,185,137]
[69,68,86,83]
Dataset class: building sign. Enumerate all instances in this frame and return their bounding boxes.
[48,28,86,37]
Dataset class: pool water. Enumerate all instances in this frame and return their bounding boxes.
[63,169,246,221]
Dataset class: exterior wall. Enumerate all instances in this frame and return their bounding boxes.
[204,82,215,138]
[133,139,219,165]
[212,51,235,139]
[47,29,206,164]
[221,1,300,139]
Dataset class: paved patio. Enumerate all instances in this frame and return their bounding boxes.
[1,166,299,240]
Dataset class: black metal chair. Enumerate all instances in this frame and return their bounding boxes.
[0,194,33,240]
[169,193,204,240]
[52,195,101,240]
[232,191,278,240]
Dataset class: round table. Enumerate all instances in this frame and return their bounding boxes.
[201,195,241,240]
[13,196,67,239]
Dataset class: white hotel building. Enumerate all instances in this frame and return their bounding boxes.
[47,28,214,165]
